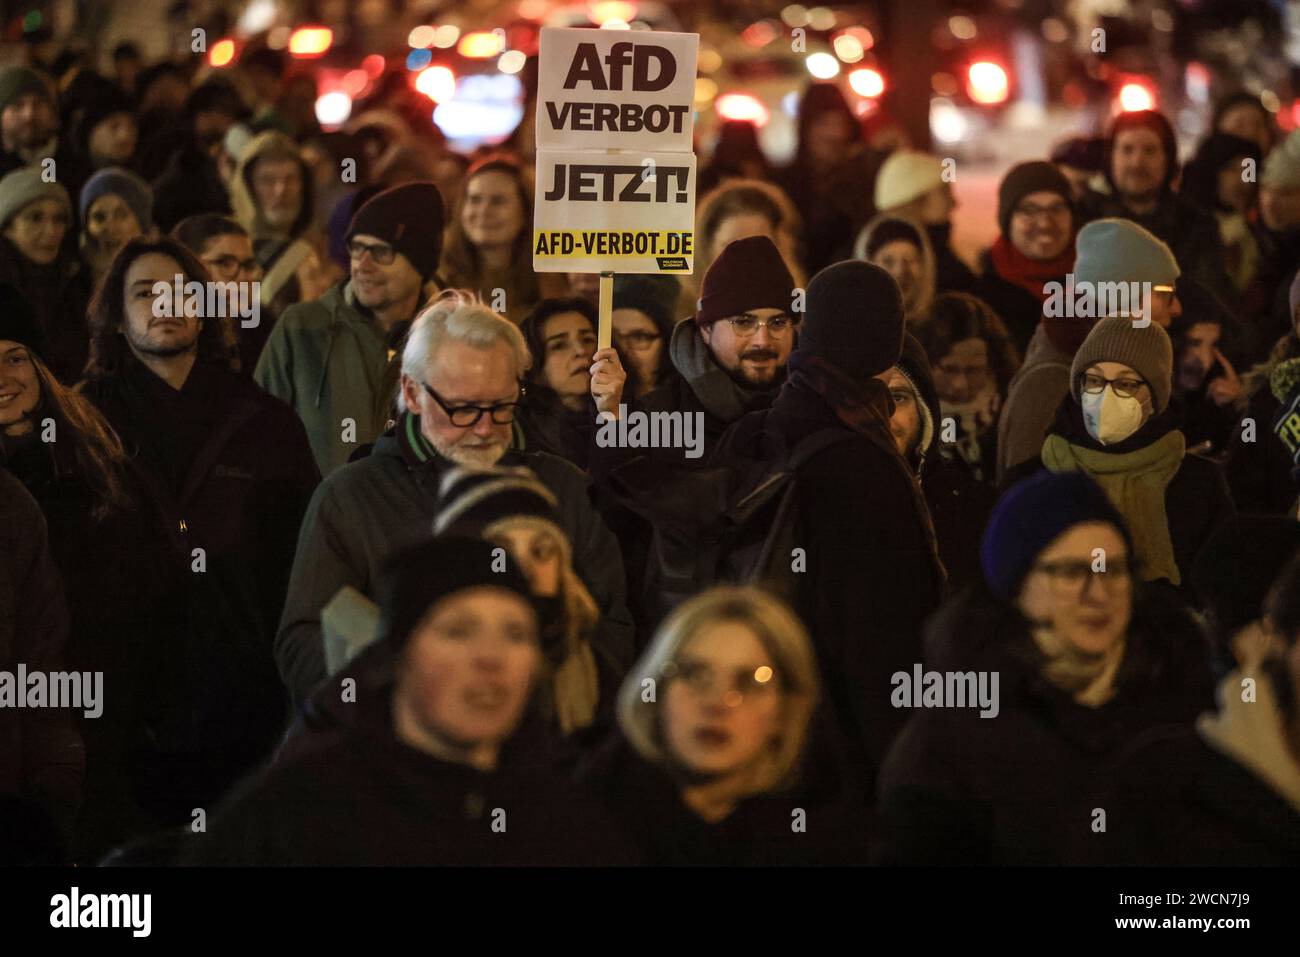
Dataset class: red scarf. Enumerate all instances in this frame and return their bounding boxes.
[988,234,1076,304]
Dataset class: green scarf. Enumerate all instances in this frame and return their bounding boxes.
[1041,430,1185,585]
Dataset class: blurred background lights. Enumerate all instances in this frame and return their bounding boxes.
[288,26,332,58]
[209,39,236,68]
[967,61,1009,104]
[408,26,435,49]
[715,92,770,126]
[498,50,527,74]
[1119,81,1155,112]
[849,67,885,98]
[806,52,840,79]
[416,65,458,102]
[459,32,505,58]
[833,34,864,63]
[315,91,352,127]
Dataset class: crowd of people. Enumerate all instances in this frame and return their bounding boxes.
[2,43,1300,867]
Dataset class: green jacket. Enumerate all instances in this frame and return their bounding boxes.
[254,280,397,476]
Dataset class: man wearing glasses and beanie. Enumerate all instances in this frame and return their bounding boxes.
[593,235,800,468]
[255,181,446,476]
[274,293,635,706]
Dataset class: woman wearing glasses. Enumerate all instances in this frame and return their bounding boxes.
[578,586,865,865]
[1002,316,1234,595]
[878,471,1214,865]
[610,273,684,400]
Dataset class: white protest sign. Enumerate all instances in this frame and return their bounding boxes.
[536,27,698,152]
[534,27,698,275]
[533,149,696,274]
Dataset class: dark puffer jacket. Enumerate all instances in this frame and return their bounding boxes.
[877,582,1215,865]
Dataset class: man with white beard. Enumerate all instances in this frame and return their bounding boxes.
[274,293,635,705]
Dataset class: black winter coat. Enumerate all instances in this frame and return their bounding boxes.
[1103,721,1300,865]
[576,731,868,865]
[81,357,319,817]
[877,583,1215,865]
[712,383,947,803]
[1226,386,1297,514]
[0,430,185,861]
[0,469,83,856]
[188,698,635,866]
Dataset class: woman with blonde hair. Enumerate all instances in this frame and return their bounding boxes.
[432,466,607,742]
[579,586,863,864]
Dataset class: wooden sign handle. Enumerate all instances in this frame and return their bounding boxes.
[598,271,614,350]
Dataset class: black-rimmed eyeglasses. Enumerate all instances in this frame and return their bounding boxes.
[420,380,525,427]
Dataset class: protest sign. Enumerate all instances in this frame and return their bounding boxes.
[534,27,697,279]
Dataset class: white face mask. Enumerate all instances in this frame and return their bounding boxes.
[1081,385,1150,445]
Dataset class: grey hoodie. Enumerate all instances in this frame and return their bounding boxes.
[642,319,784,438]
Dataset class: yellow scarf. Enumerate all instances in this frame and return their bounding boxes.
[1041,430,1184,585]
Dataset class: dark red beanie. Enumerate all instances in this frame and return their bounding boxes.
[347,181,446,281]
[695,235,796,328]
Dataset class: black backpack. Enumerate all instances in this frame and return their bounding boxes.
[604,413,855,631]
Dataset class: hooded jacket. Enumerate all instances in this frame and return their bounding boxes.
[273,424,635,706]
[253,279,398,477]
[854,214,937,323]
[650,319,784,439]
[227,130,316,242]
[877,580,1215,865]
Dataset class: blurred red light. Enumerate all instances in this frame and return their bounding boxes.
[362,54,385,78]
[1118,81,1156,112]
[967,61,1008,105]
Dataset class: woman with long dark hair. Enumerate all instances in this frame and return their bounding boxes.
[516,296,599,469]
[0,281,182,862]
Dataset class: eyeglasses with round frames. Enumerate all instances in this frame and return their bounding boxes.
[721,313,797,337]
[420,380,524,428]
[663,658,779,707]
[1081,373,1147,399]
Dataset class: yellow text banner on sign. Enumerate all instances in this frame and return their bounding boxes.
[533,149,696,274]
